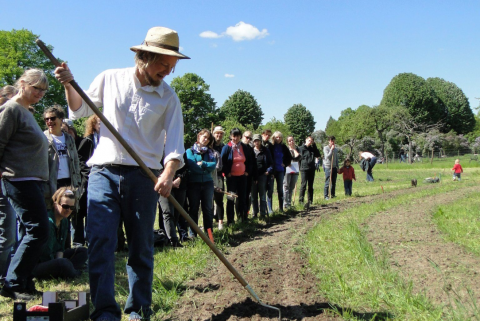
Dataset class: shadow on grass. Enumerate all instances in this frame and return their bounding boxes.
[208,297,394,320]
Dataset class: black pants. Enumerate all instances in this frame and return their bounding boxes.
[213,176,225,221]
[226,175,247,223]
[299,169,316,203]
[72,185,87,245]
[32,247,88,279]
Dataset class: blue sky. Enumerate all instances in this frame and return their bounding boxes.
[2,1,479,131]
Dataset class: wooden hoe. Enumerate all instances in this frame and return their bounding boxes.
[36,39,281,320]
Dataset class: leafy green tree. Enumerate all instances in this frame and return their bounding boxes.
[170,73,219,146]
[426,77,475,134]
[325,116,342,144]
[283,103,316,143]
[311,130,327,146]
[220,90,263,129]
[380,73,446,125]
[260,117,291,139]
[219,117,255,144]
[0,29,67,127]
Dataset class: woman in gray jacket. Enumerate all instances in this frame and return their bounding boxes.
[0,69,50,300]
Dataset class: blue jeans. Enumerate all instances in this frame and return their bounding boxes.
[251,174,268,217]
[344,180,353,196]
[366,157,377,182]
[186,181,214,237]
[1,179,49,291]
[324,167,338,198]
[87,165,159,321]
[0,188,16,278]
[267,171,285,211]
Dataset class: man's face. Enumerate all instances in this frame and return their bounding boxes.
[329,139,335,146]
[305,137,313,146]
[214,131,224,142]
[262,132,271,142]
[141,55,178,87]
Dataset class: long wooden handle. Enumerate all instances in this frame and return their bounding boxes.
[35,39,248,287]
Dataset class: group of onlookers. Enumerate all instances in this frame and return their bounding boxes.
[0,73,381,302]
[0,71,93,300]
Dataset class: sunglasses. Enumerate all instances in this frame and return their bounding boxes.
[244,136,252,140]
[44,116,57,122]
[60,204,75,210]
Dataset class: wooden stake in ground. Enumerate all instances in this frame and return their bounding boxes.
[36,39,281,320]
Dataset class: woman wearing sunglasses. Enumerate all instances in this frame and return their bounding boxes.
[32,187,87,279]
[0,69,50,300]
[43,105,81,211]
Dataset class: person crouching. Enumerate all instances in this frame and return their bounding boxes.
[32,187,87,279]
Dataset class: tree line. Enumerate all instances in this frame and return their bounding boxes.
[322,73,480,162]
[0,29,316,147]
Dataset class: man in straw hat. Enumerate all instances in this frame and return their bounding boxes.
[55,26,189,321]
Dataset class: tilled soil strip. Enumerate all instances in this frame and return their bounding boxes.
[366,186,480,311]
[169,185,440,321]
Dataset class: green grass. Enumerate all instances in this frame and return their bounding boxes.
[304,169,480,320]
[1,156,479,320]
[432,191,480,256]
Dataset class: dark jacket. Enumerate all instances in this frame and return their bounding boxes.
[298,144,321,171]
[254,146,273,177]
[77,134,95,189]
[221,142,253,178]
[174,153,189,190]
[267,143,292,173]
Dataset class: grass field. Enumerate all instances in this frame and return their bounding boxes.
[0,156,479,320]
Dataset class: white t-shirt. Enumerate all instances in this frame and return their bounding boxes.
[52,133,70,179]
[361,152,375,159]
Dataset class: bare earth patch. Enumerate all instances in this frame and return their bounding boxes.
[168,186,435,321]
[366,186,480,309]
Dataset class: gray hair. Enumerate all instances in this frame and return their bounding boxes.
[43,104,66,120]
[14,68,49,91]
[270,131,283,144]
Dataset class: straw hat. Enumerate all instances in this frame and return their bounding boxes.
[213,126,225,134]
[130,27,190,59]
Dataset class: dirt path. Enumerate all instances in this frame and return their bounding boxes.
[366,185,480,310]
[168,186,439,321]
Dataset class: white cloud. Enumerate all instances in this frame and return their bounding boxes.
[225,22,269,41]
[179,46,184,51]
[211,43,218,48]
[200,22,269,42]
[199,31,223,38]
[225,74,235,78]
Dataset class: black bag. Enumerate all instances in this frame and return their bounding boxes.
[153,229,169,247]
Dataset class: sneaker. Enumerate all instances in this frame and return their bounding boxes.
[324,197,329,200]
[129,312,144,320]
[218,222,224,230]
[0,287,40,301]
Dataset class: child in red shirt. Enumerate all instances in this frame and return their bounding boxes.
[338,158,356,196]
[452,159,463,181]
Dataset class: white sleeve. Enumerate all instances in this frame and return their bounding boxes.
[69,72,105,120]
[163,95,185,169]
